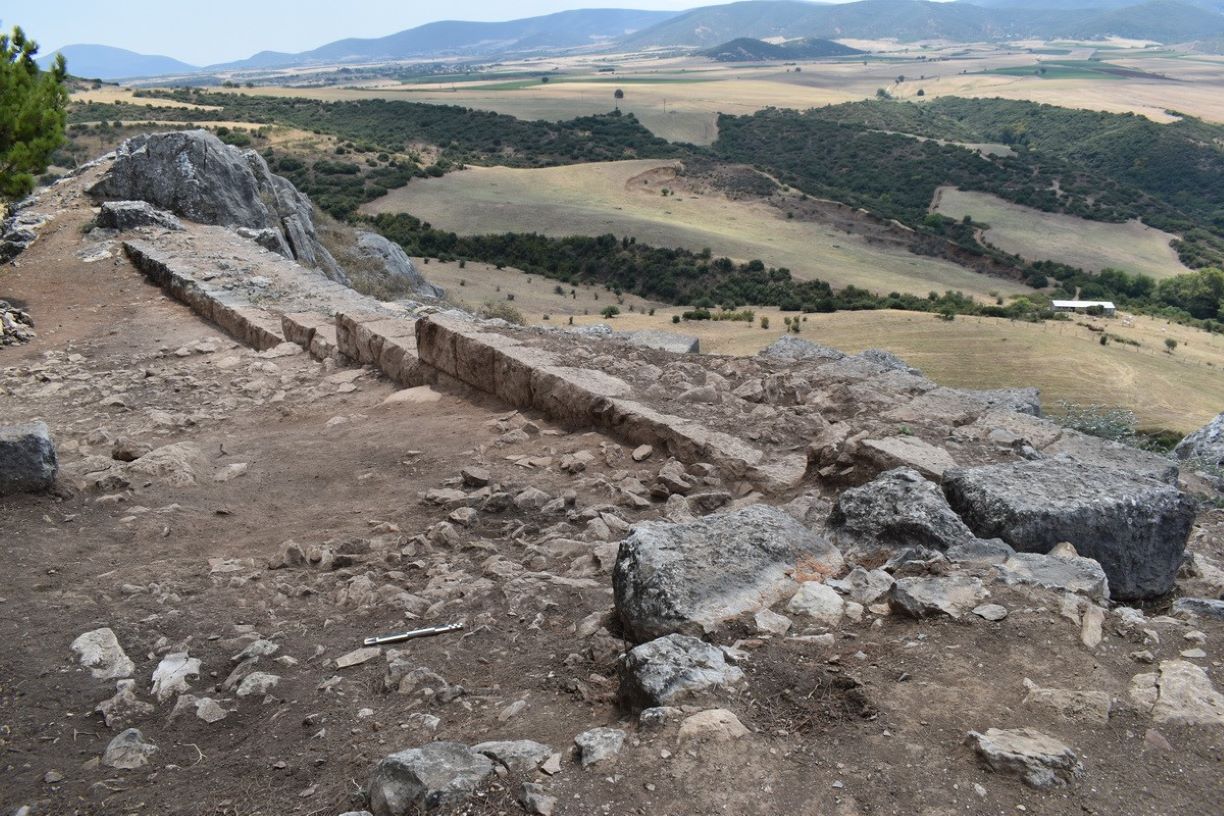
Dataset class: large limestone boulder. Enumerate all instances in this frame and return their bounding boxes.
[353,231,444,299]
[828,467,976,552]
[613,505,843,641]
[368,742,493,815]
[0,421,58,495]
[1175,411,1224,466]
[943,460,1194,600]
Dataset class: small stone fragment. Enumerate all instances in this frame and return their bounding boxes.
[102,728,158,770]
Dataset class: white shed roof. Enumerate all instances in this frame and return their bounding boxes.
[1051,300,1116,309]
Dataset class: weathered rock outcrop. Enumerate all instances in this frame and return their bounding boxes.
[89,130,441,301]
[89,130,348,280]
[1175,411,1224,466]
[613,505,843,641]
[944,459,1194,600]
[622,330,700,354]
[1,299,36,346]
[0,421,58,495]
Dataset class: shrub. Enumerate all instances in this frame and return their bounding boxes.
[1165,337,1178,352]
[478,301,526,325]
[761,316,770,329]
[1053,401,1137,444]
[600,305,621,319]
[672,315,680,324]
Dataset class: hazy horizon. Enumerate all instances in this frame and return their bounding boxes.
[4,0,740,66]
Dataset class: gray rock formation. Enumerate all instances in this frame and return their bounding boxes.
[470,740,553,773]
[622,330,700,354]
[353,231,445,299]
[967,728,1084,789]
[96,200,182,231]
[944,460,1195,600]
[618,634,745,707]
[827,467,976,551]
[0,299,36,346]
[860,348,921,375]
[1172,597,1224,620]
[574,727,625,767]
[1175,411,1224,466]
[961,387,1042,417]
[368,742,493,815]
[0,421,58,495]
[613,505,843,641]
[88,131,346,278]
[0,198,49,263]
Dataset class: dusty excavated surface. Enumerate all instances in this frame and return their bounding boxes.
[3,163,1224,816]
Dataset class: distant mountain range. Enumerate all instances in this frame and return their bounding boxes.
[41,0,1224,80]
[211,8,679,71]
[620,0,1224,49]
[702,37,864,61]
[37,44,197,80]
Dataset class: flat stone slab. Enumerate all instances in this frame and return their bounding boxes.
[998,552,1110,603]
[613,505,843,641]
[967,727,1084,789]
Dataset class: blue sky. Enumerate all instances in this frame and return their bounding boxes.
[3,0,750,65]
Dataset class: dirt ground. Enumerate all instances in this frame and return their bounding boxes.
[4,204,1224,816]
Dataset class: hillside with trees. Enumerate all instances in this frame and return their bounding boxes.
[702,37,864,62]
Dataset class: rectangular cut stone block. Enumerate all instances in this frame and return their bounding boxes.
[944,459,1194,600]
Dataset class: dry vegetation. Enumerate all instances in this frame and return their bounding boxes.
[932,187,1192,280]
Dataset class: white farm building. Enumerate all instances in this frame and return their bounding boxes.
[1051,300,1116,316]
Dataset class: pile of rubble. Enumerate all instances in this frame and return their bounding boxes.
[0,298,35,345]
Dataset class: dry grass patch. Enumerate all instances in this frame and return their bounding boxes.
[932,187,1191,279]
